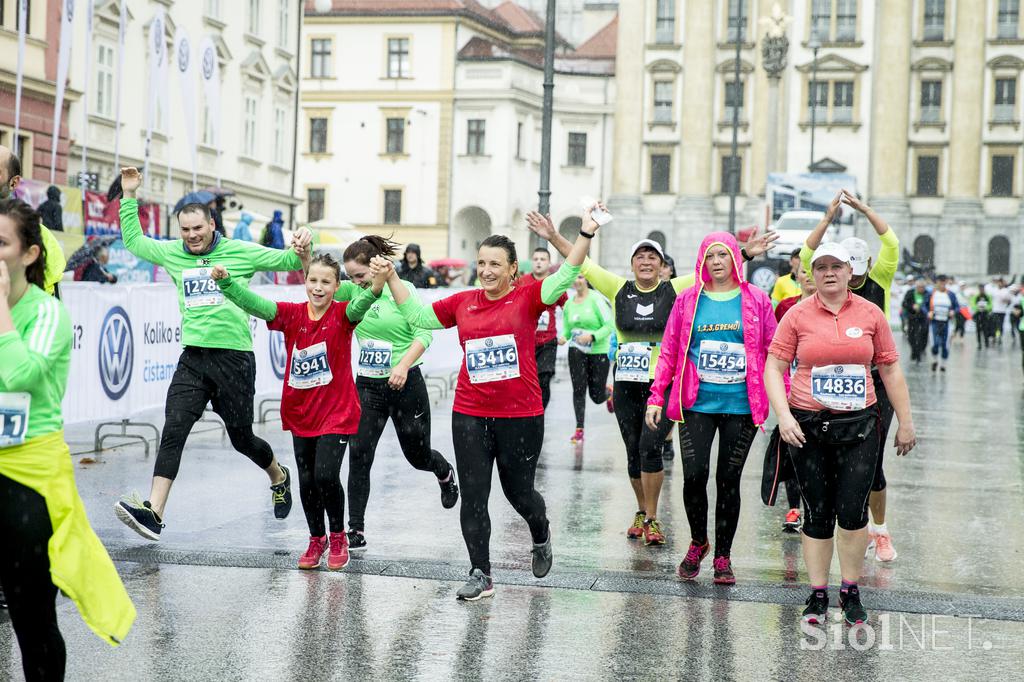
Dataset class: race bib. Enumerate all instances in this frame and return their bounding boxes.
[697,340,747,384]
[288,341,333,389]
[616,342,652,382]
[537,310,550,332]
[182,267,224,308]
[465,334,520,384]
[811,364,867,411]
[357,339,393,378]
[0,392,31,448]
[569,329,593,352]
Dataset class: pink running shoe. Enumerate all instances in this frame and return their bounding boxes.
[677,541,710,580]
[570,428,584,445]
[327,531,350,570]
[298,535,328,570]
[712,556,736,585]
[605,387,615,413]
[873,532,898,562]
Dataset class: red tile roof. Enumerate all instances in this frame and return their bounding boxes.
[491,1,544,33]
[570,16,617,59]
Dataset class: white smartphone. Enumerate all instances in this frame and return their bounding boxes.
[580,196,613,226]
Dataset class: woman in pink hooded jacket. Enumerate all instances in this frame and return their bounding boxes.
[645,232,776,585]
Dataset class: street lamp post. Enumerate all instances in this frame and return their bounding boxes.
[808,34,821,171]
[726,2,744,235]
[538,0,557,217]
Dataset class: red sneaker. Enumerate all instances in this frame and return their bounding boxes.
[327,531,350,570]
[570,428,584,445]
[712,556,736,585]
[626,511,645,539]
[605,386,615,413]
[298,535,327,569]
[643,518,666,546]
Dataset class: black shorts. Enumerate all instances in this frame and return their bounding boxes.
[871,369,895,492]
[535,339,557,377]
[166,346,257,428]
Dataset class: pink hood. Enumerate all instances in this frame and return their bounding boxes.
[647,232,776,425]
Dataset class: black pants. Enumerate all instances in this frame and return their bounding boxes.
[293,434,348,537]
[906,317,929,361]
[348,367,450,532]
[567,348,610,429]
[535,340,557,409]
[975,311,993,347]
[451,413,548,575]
[870,371,895,492]
[993,312,1007,342]
[788,409,880,540]
[0,474,65,682]
[678,411,758,556]
[784,478,801,510]
[154,347,274,480]
[613,380,674,478]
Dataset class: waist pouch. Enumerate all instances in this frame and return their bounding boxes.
[793,407,877,447]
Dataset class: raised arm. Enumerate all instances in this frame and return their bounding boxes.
[211,265,278,321]
[119,167,172,266]
[800,191,843,273]
[841,192,899,285]
[344,285,379,323]
[373,259,446,330]
[526,211,573,260]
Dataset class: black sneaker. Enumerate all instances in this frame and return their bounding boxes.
[114,494,164,541]
[347,530,367,551]
[839,586,868,625]
[439,462,460,509]
[271,465,293,519]
[532,527,553,578]
[662,439,674,462]
[802,589,829,625]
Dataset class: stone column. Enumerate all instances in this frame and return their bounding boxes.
[867,1,912,204]
[610,1,646,202]
[752,0,787,195]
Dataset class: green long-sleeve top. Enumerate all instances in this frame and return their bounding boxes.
[119,198,302,351]
[801,227,899,318]
[562,292,615,355]
[215,275,376,324]
[332,280,433,370]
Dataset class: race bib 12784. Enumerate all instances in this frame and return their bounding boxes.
[182,267,225,308]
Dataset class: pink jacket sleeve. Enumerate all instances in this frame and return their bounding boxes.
[648,293,686,407]
[759,294,778,360]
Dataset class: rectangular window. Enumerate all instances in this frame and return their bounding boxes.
[273,107,287,166]
[248,0,261,35]
[387,38,410,78]
[992,155,1015,196]
[567,132,587,167]
[311,39,331,78]
[724,80,744,121]
[655,0,675,44]
[920,80,942,122]
[205,0,221,18]
[653,81,674,123]
[277,0,290,48]
[810,0,831,41]
[467,119,486,155]
[384,189,402,224]
[8,0,32,33]
[307,188,325,223]
[720,155,742,194]
[835,0,857,41]
[309,117,327,153]
[999,0,1020,39]
[922,0,944,41]
[243,96,258,157]
[727,0,746,43]
[832,81,854,122]
[202,104,215,146]
[386,117,405,154]
[994,77,1017,121]
[808,80,828,114]
[95,43,115,118]
[916,155,939,196]
[516,122,523,159]
[650,154,671,193]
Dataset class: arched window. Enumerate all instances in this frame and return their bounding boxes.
[913,235,935,266]
[558,216,582,244]
[647,230,667,248]
[988,235,1011,275]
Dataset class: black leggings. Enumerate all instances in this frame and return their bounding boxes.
[613,379,674,478]
[348,368,450,532]
[535,340,557,409]
[567,348,610,429]
[788,409,880,540]
[292,434,349,537]
[871,371,895,492]
[154,347,274,480]
[678,411,757,556]
[452,413,548,575]
[0,474,65,682]
[784,478,801,510]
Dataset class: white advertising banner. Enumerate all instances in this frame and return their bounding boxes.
[173,26,199,188]
[49,0,76,182]
[142,8,166,192]
[198,36,221,184]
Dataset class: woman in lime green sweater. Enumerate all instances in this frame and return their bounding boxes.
[561,274,614,445]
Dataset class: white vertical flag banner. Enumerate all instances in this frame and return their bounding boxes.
[13,0,29,156]
[113,0,127,171]
[49,0,76,183]
[199,36,221,186]
[79,0,95,189]
[174,26,199,189]
[143,8,166,194]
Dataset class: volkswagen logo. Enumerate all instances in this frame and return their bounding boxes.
[99,306,133,400]
[269,331,287,380]
[202,47,215,80]
[835,366,845,375]
[720,343,728,351]
[365,340,374,349]
[299,349,308,359]
[177,38,190,72]
[485,338,493,347]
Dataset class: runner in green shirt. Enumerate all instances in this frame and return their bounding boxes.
[114,167,312,542]
[560,274,614,446]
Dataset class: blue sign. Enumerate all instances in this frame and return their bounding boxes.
[99,306,134,400]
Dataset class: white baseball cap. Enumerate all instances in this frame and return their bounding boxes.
[840,237,870,276]
[810,241,852,267]
[630,239,665,260]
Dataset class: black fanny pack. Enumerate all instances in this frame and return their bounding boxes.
[793,407,877,446]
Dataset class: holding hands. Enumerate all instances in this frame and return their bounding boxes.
[210,264,229,281]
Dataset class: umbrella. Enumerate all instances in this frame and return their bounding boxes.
[201,186,235,197]
[173,191,216,214]
[429,258,467,269]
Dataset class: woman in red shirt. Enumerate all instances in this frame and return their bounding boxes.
[764,242,916,627]
[212,254,377,571]
[371,212,602,600]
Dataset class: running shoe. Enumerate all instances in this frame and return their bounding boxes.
[456,569,494,601]
[677,540,710,580]
[643,518,666,546]
[802,589,829,625]
[712,556,736,585]
[347,530,367,551]
[873,532,898,562]
[931,361,938,372]
[783,508,802,533]
[626,511,645,539]
[839,586,868,625]
[570,428,584,445]
[605,387,614,413]
[662,439,674,462]
[532,529,553,578]
[271,465,293,519]
[298,536,328,570]
[327,531,350,570]
[114,493,164,541]
[439,464,460,509]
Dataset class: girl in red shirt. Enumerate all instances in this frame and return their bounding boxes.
[371,212,602,601]
[213,254,377,571]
